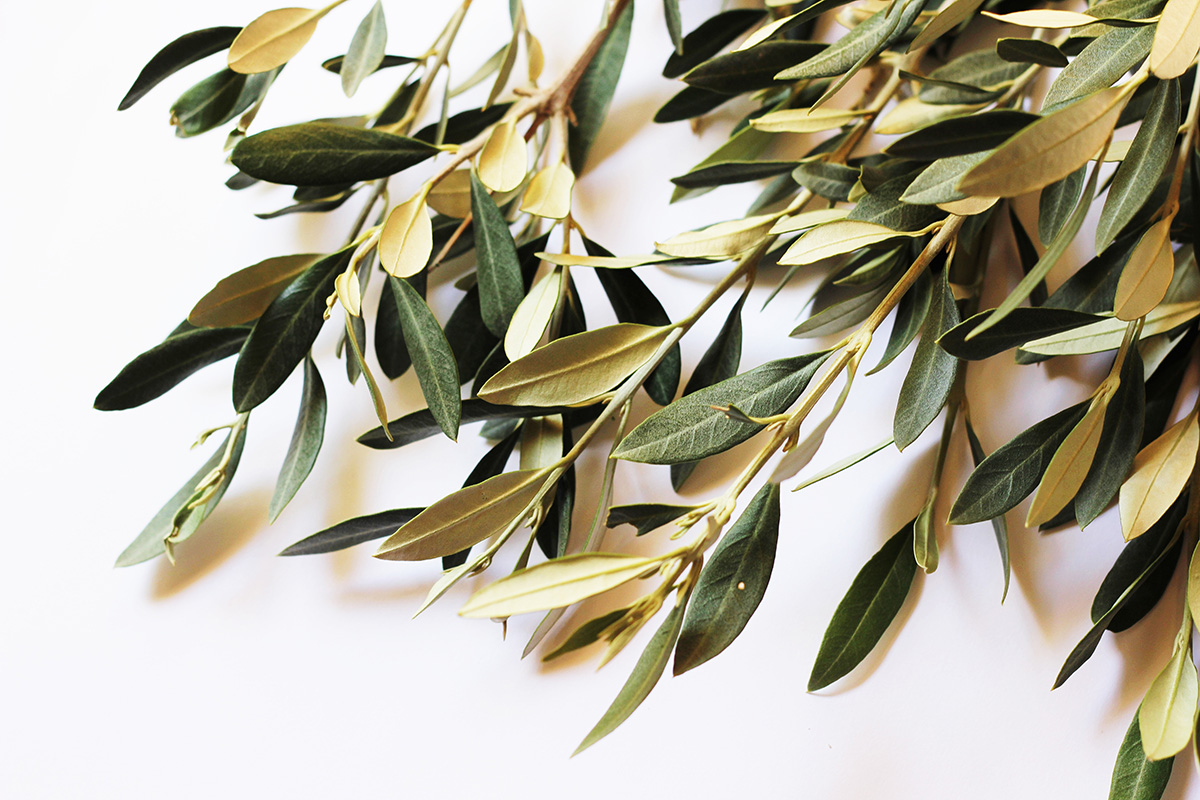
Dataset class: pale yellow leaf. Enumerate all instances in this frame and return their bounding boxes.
[875,98,985,135]
[1023,302,1200,355]
[937,195,998,215]
[333,269,361,316]
[910,0,987,50]
[520,414,564,472]
[768,208,849,235]
[427,169,473,218]
[188,254,320,327]
[1027,397,1108,526]
[479,323,670,406]
[505,267,563,360]
[778,220,920,266]
[1150,0,1200,77]
[1139,643,1200,760]
[656,214,777,258]
[379,194,433,277]
[535,252,682,269]
[1097,139,1134,161]
[1189,546,1200,629]
[1115,217,1176,320]
[736,12,798,51]
[375,469,549,561]
[525,31,544,82]
[749,107,869,133]
[984,9,1100,27]
[228,7,324,74]
[519,162,574,219]
[1120,411,1199,541]
[459,553,661,618]
[478,119,527,193]
[958,86,1127,197]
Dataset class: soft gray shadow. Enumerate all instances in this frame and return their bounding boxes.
[151,489,271,598]
[581,93,673,173]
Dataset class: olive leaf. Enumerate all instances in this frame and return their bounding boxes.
[606,503,699,536]
[1043,24,1154,111]
[341,0,387,97]
[995,37,1068,68]
[171,67,279,138]
[894,268,959,450]
[662,9,765,78]
[268,356,326,521]
[1120,411,1199,541]
[227,6,329,74]
[569,0,632,172]
[358,398,581,450]
[385,276,461,440]
[1026,396,1109,527]
[808,520,919,691]
[884,110,1036,160]
[965,416,1011,601]
[119,26,242,110]
[614,352,830,465]
[1149,0,1200,77]
[938,308,1102,360]
[1139,640,1199,760]
[189,254,321,328]
[232,247,353,412]
[279,507,423,556]
[232,123,438,185]
[1109,710,1175,800]
[683,41,826,94]
[460,553,660,618]
[674,483,780,675]
[1092,495,1186,633]
[1077,351,1146,527]
[95,322,249,411]
[470,170,525,336]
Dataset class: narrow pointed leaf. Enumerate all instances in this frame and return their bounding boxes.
[895,270,959,449]
[1109,711,1175,800]
[232,123,438,185]
[569,0,632,172]
[461,553,659,618]
[1140,644,1200,760]
[1115,218,1176,320]
[189,254,320,328]
[119,26,241,110]
[939,307,1102,360]
[280,507,423,556]
[269,356,326,521]
[606,503,698,536]
[470,170,524,336]
[1027,397,1108,526]
[1121,412,1200,540]
[662,9,765,78]
[358,398,582,449]
[341,0,387,97]
[387,276,461,439]
[1150,0,1200,77]
[1078,351,1146,526]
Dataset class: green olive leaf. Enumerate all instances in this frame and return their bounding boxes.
[171,67,280,138]
[470,170,525,336]
[662,9,765,78]
[268,355,326,522]
[232,122,438,185]
[965,416,1011,602]
[808,519,919,691]
[569,0,632,172]
[385,276,461,440]
[938,307,1104,360]
[279,507,424,556]
[461,553,660,618]
[1043,24,1154,111]
[884,110,1036,160]
[895,268,959,450]
[995,37,1069,67]
[1077,351,1146,526]
[340,0,387,98]
[119,26,241,110]
[685,41,827,94]
[1108,710,1175,800]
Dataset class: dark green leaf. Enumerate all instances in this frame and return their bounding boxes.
[375,79,421,128]
[1043,24,1154,110]
[279,507,423,556]
[662,9,766,78]
[115,427,247,567]
[232,248,353,412]
[171,67,278,138]
[869,268,932,375]
[670,160,796,189]
[1092,494,1185,632]
[1077,351,1145,526]
[268,356,326,522]
[884,110,1037,160]
[1108,710,1174,800]
[949,402,1088,524]
[1143,329,1196,446]
[808,520,919,690]
[672,293,745,489]
[1097,78,1180,251]
[543,608,629,661]
[675,483,780,675]
[232,123,438,186]
[119,26,241,110]
[918,49,1025,105]
[574,602,685,755]
[569,0,632,172]
[470,171,524,336]
[254,190,356,219]
[663,0,683,54]
[1039,166,1086,245]
[615,352,830,464]
[358,398,588,449]
[443,286,499,384]
[606,503,698,536]
[321,53,414,74]
[654,85,731,123]
[793,161,860,202]
[995,37,1069,67]
[895,269,959,449]
[777,0,925,84]
[95,323,249,411]
[965,416,1010,602]
[683,41,826,93]
[374,271,425,380]
[412,102,512,145]
[791,281,892,339]
[846,171,944,232]
[385,276,461,440]
[939,307,1103,360]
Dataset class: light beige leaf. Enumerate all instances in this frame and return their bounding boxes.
[656,214,777,258]
[736,12,799,51]
[188,254,320,327]
[749,108,869,133]
[525,31,545,83]
[1115,217,1176,320]
[768,208,849,234]
[535,252,682,269]
[875,98,985,135]
[1097,139,1134,161]
[520,414,564,471]
[459,553,661,618]
[379,194,433,277]
[480,323,670,406]
[228,6,328,74]
[1150,0,1200,77]
[1023,302,1200,355]
[478,119,527,193]
[910,0,987,50]
[375,469,549,561]
[1027,397,1108,526]
[1189,546,1200,629]
[1139,643,1200,760]
[958,86,1127,197]
[505,267,563,360]
[333,269,361,316]
[778,220,921,266]
[937,195,998,215]
[519,162,574,219]
[427,169,473,218]
[1120,411,1199,541]
[984,9,1100,27]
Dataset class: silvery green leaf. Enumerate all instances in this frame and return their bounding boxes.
[341,0,387,97]
[1042,24,1154,111]
[662,9,765,78]
[1039,166,1086,244]
[268,356,326,521]
[895,269,959,450]
[1076,351,1146,526]
[569,0,632,172]
[1108,710,1174,800]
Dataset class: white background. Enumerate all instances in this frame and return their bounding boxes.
[2,1,1197,798]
